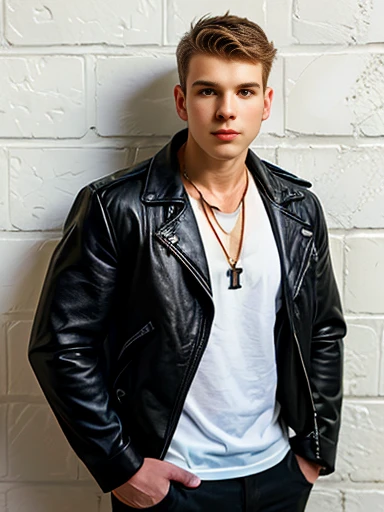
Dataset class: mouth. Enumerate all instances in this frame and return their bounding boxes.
[212,129,239,134]
[212,130,240,141]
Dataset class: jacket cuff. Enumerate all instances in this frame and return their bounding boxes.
[89,441,145,493]
[289,433,336,476]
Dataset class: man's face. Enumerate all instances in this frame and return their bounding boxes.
[174,54,273,162]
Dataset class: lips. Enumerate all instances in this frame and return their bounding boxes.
[212,130,239,135]
[212,130,239,141]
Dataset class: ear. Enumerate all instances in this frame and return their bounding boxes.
[262,87,274,121]
[174,84,188,122]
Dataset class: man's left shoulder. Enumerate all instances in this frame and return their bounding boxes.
[261,160,312,190]
[261,159,326,227]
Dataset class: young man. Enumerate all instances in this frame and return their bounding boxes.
[29,13,346,512]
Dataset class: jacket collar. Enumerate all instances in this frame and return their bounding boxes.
[142,128,312,206]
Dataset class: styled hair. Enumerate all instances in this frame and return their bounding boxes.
[176,12,277,93]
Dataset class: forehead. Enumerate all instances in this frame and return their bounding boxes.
[186,54,263,87]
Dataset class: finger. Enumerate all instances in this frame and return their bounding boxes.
[112,489,133,507]
[166,464,201,487]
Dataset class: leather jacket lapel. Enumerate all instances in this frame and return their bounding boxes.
[262,198,314,302]
[143,129,212,297]
[155,201,212,298]
[246,151,314,302]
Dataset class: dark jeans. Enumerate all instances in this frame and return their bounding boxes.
[111,449,313,512]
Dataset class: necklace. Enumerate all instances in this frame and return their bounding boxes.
[183,168,248,290]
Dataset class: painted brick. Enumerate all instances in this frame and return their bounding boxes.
[0,406,6,478]
[345,234,384,314]
[250,148,276,164]
[0,237,58,314]
[259,58,284,137]
[285,54,384,136]
[100,493,112,512]
[293,0,384,44]
[78,461,93,481]
[345,491,384,511]
[0,149,8,231]
[329,236,344,300]
[265,0,295,47]
[5,0,161,46]
[96,56,185,137]
[0,57,86,138]
[9,148,132,231]
[335,400,384,481]
[306,489,343,512]
[344,319,381,396]
[0,0,4,46]
[0,493,4,512]
[0,321,6,396]
[6,320,42,396]
[134,146,164,165]
[166,0,266,45]
[277,147,384,229]
[7,486,99,512]
[7,403,78,480]
[380,324,384,396]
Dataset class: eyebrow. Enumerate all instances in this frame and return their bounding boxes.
[191,80,261,89]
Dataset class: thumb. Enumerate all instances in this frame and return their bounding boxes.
[169,466,201,488]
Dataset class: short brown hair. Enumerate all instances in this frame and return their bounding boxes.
[176,12,277,93]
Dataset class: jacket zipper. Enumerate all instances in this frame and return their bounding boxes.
[288,239,321,458]
[292,325,321,460]
[155,232,212,298]
[155,233,213,460]
[283,243,321,460]
[160,318,208,459]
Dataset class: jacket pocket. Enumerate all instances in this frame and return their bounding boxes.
[117,321,155,361]
[113,321,155,398]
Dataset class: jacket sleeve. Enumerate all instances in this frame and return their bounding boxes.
[308,194,346,475]
[28,185,144,492]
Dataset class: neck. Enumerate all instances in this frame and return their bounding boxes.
[180,134,248,193]
[178,134,249,213]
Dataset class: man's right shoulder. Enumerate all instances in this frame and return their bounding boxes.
[89,158,152,197]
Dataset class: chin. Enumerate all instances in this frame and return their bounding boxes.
[208,142,248,161]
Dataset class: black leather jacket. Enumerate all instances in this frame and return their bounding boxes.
[29,129,346,493]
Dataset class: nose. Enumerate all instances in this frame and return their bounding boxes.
[215,93,237,121]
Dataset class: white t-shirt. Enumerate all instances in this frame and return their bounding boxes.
[164,172,290,479]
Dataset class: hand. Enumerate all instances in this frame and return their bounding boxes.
[294,454,322,484]
[112,458,201,509]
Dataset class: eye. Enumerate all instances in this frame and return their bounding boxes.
[199,88,216,96]
[239,89,254,97]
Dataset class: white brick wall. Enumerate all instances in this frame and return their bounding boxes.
[0,57,87,138]
[0,150,8,230]
[293,0,384,44]
[285,54,384,136]
[9,148,132,230]
[345,235,384,314]
[0,1,382,511]
[5,0,163,46]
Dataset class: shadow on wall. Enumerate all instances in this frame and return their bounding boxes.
[3,69,184,512]
[97,62,185,138]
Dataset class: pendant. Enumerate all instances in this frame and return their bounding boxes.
[227,266,243,290]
